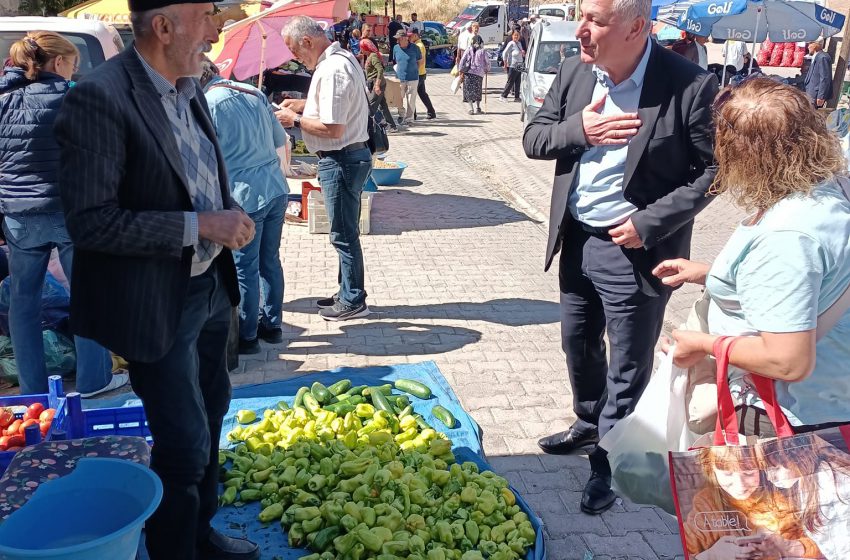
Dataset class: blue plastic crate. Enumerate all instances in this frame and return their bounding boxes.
[0,376,69,475]
[64,393,151,443]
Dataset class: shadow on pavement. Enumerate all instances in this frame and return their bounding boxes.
[278,320,482,356]
[369,189,531,234]
[403,131,448,137]
[285,297,560,327]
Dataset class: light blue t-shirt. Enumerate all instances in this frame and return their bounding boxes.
[568,37,651,227]
[204,77,289,215]
[706,179,850,426]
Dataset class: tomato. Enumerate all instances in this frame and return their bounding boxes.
[19,419,39,435]
[4,420,22,437]
[39,409,56,423]
[0,409,13,429]
[6,435,25,448]
[26,403,44,420]
[39,421,51,436]
[0,435,10,450]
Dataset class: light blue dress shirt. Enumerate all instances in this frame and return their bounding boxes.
[204,76,289,215]
[568,38,652,227]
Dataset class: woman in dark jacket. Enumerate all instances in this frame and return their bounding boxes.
[0,32,127,397]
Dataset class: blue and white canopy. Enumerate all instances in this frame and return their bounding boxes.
[671,0,844,43]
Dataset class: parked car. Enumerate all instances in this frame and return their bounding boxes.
[532,3,576,22]
[0,17,123,79]
[520,20,580,122]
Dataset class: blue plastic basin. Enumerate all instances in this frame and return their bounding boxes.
[0,458,162,560]
[371,162,408,186]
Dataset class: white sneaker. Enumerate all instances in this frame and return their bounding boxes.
[499,96,509,103]
[80,372,130,398]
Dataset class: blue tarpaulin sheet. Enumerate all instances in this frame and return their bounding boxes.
[136,361,545,560]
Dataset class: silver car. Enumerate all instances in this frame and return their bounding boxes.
[520,21,580,123]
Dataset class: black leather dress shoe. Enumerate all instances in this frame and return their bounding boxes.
[198,529,260,560]
[581,472,616,515]
[257,323,283,344]
[537,428,599,455]
[238,338,261,355]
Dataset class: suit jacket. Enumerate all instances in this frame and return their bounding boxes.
[54,48,239,363]
[805,51,833,104]
[523,40,718,291]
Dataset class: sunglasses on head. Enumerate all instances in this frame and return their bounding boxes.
[712,73,762,129]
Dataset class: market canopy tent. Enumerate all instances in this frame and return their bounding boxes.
[212,0,346,84]
[60,0,132,24]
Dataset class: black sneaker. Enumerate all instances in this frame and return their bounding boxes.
[316,295,338,309]
[426,114,436,119]
[238,338,261,355]
[319,301,370,321]
[257,323,283,344]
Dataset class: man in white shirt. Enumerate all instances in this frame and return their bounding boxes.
[723,39,748,71]
[410,12,425,34]
[278,16,372,321]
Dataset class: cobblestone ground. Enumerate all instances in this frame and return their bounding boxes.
[230,70,750,560]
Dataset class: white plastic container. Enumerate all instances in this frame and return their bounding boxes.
[307,190,373,235]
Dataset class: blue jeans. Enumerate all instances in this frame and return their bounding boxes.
[317,147,372,307]
[3,213,112,395]
[233,195,286,340]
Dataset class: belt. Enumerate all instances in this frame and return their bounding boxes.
[576,222,613,236]
[316,142,368,159]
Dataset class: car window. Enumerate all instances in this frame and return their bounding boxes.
[538,8,565,18]
[0,31,105,77]
[533,40,580,73]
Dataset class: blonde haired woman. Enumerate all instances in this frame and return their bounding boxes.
[0,32,127,397]
[655,78,850,432]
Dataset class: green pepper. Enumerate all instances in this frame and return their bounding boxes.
[518,521,535,542]
[353,484,372,503]
[491,525,506,544]
[340,458,372,476]
[409,535,426,554]
[233,456,253,473]
[460,485,478,504]
[461,551,484,560]
[361,506,377,527]
[223,477,244,489]
[240,489,262,502]
[343,501,362,520]
[464,520,479,545]
[509,538,528,554]
[261,481,279,496]
[347,543,366,560]
[302,515,323,533]
[356,526,384,552]
[430,469,450,487]
[435,520,453,547]
[308,474,327,492]
[279,465,297,485]
[312,526,341,552]
[258,502,284,523]
[476,490,498,515]
[336,474,364,493]
[405,513,426,532]
[294,490,321,507]
[219,486,237,505]
[478,541,498,556]
[382,541,409,555]
[334,532,359,554]
[236,409,256,424]
[293,506,321,522]
[427,547,447,560]
[295,469,312,489]
[299,555,320,560]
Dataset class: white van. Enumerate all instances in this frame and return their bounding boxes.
[0,17,124,78]
[520,20,580,122]
[533,3,576,21]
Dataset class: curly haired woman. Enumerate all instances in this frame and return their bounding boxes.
[654,78,850,433]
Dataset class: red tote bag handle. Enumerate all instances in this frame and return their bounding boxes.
[712,336,795,446]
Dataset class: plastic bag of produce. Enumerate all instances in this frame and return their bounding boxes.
[769,45,784,66]
[599,347,696,513]
[0,330,76,385]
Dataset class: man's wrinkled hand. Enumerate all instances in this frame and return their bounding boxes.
[582,94,642,146]
[198,210,255,250]
[609,218,642,249]
[281,98,306,113]
[275,107,299,128]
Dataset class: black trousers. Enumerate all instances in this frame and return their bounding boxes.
[129,263,233,560]
[367,79,397,128]
[502,68,522,100]
[415,74,436,118]
[559,220,670,472]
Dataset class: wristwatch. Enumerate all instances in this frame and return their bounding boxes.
[293,115,302,129]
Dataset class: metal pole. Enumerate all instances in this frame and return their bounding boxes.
[749,5,760,74]
[829,6,850,108]
[258,22,267,90]
[722,42,728,84]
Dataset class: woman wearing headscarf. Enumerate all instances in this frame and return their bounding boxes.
[458,34,490,115]
[362,31,399,133]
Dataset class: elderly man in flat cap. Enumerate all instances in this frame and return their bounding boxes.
[54,1,258,559]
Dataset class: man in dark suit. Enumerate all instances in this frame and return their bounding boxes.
[523,0,717,515]
[805,39,833,108]
[55,1,259,558]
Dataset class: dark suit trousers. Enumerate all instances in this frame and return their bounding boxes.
[559,220,670,470]
[415,74,436,118]
[129,262,232,560]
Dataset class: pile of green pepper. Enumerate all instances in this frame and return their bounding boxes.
[219,379,535,560]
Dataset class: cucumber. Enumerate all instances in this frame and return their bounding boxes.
[362,384,392,396]
[345,385,368,397]
[413,414,432,430]
[371,390,394,413]
[432,405,456,429]
[390,395,410,409]
[311,382,332,404]
[276,400,290,411]
[294,387,309,408]
[303,393,322,413]
[394,379,432,399]
[324,402,356,415]
[327,379,352,396]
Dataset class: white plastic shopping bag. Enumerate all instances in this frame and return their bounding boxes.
[450,75,462,95]
[599,347,697,513]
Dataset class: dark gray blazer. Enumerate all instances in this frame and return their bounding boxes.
[523,40,718,289]
[55,48,239,363]
[804,51,833,104]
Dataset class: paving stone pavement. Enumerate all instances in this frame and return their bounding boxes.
[235,70,748,560]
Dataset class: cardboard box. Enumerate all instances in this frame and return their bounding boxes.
[384,76,403,109]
